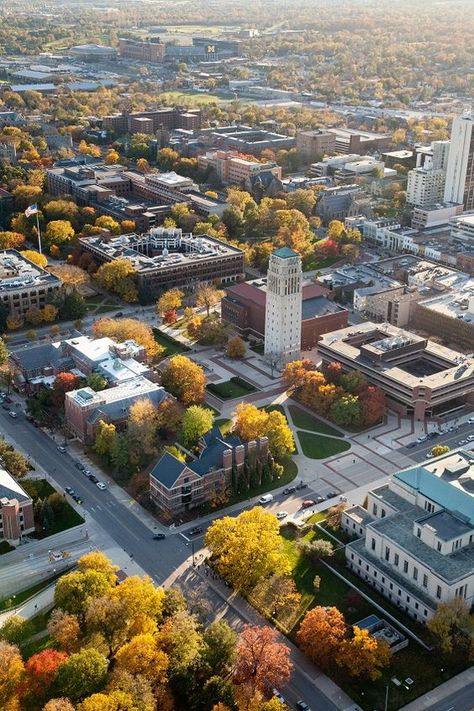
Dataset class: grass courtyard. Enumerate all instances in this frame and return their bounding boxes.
[153,328,191,357]
[22,479,84,537]
[288,404,342,437]
[207,376,256,400]
[297,430,350,459]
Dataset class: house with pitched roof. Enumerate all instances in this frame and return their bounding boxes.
[149,426,269,515]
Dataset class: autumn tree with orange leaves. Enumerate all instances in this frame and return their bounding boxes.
[233,625,292,696]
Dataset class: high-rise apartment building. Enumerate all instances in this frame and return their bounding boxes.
[406,167,446,207]
[444,113,474,210]
[264,247,302,364]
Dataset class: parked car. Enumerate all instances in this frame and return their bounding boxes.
[188,526,203,536]
[4,396,12,403]
[272,689,285,705]
[458,439,468,446]
[276,511,288,520]
[258,494,273,504]
[96,482,106,490]
[83,469,92,477]
[115,311,123,317]
[467,434,474,441]
[283,486,296,495]
[72,494,83,504]
[406,441,417,448]
[468,417,474,424]
[326,491,337,499]
[57,446,66,453]
[89,474,99,484]
[296,702,312,711]
[296,481,308,490]
[65,487,74,495]
[8,411,17,418]
[315,495,324,503]
[75,461,85,471]
[301,499,315,509]
[153,533,166,540]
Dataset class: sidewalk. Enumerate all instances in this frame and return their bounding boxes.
[401,667,474,710]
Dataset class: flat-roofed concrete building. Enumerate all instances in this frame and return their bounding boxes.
[0,467,35,545]
[102,108,201,134]
[0,250,62,318]
[343,449,474,621]
[198,150,282,187]
[318,322,474,419]
[326,127,391,155]
[78,228,244,299]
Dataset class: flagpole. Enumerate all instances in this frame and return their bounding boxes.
[35,211,42,255]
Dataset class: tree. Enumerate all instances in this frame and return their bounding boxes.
[47,609,81,653]
[156,610,203,676]
[232,404,294,459]
[427,598,473,656]
[105,149,120,165]
[251,575,301,619]
[91,318,164,361]
[110,435,130,472]
[43,200,79,225]
[95,259,138,302]
[43,699,75,711]
[25,306,43,325]
[299,539,334,563]
[202,620,237,677]
[337,626,390,680]
[61,291,87,320]
[0,641,24,709]
[49,265,89,294]
[327,220,345,240]
[324,361,343,385]
[233,625,292,696]
[3,450,30,478]
[107,670,156,711]
[52,372,79,407]
[161,355,206,405]
[120,220,136,234]
[282,359,316,390]
[325,502,347,530]
[127,398,159,456]
[0,615,33,645]
[42,304,58,323]
[297,606,346,670]
[359,385,385,427]
[233,403,268,442]
[55,648,109,703]
[115,633,169,684]
[136,158,150,174]
[44,220,75,250]
[341,243,359,264]
[54,569,112,624]
[95,215,121,235]
[286,189,316,217]
[265,410,294,459]
[78,551,119,585]
[181,405,214,448]
[163,309,177,325]
[78,140,101,158]
[196,284,224,317]
[86,372,108,392]
[329,394,362,427]
[431,444,450,457]
[94,420,117,460]
[22,649,68,704]
[156,398,183,435]
[0,231,25,249]
[12,184,42,209]
[0,338,9,367]
[227,336,246,359]
[205,507,290,592]
[156,289,184,317]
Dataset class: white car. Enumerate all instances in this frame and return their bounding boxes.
[468,417,474,424]
[96,482,107,490]
[276,511,288,520]
[272,689,286,704]
[8,411,17,418]
[467,434,474,441]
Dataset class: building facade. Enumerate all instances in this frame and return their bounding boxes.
[150,427,268,515]
[318,322,474,419]
[444,113,474,211]
[343,450,474,622]
[0,250,62,319]
[296,130,336,160]
[197,150,282,186]
[264,247,302,364]
[119,38,165,63]
[0,468,35,545]
[406,168,446,208]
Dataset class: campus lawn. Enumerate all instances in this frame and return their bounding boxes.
[207,376,256,400]
[288,404,343,436]
[214,418,232,435]
[297,430,350,459]
[153,328,190,357]
[22,479,84,537]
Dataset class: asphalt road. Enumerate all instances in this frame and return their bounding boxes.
[425,683,474,711]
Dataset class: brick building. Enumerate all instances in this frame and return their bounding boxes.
[119,38,165,63]
[0,250,62,319]
[150,426,268,515]
[296,130,336,160]
[102,108,201,134]
[221,280,348,350]
[0,468,35,545]
[198,150,282,187]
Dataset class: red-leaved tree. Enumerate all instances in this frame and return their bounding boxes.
[233,624,292,696]
[22,649,68,702]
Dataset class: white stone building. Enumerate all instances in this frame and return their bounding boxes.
[343,449,474,622]
[406,167,446,207]
[264,247,302,365]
